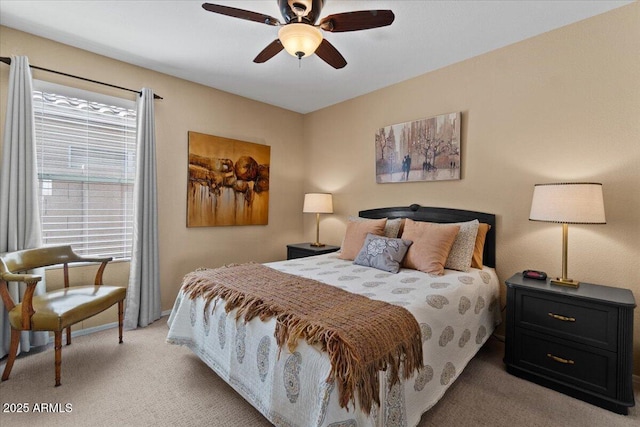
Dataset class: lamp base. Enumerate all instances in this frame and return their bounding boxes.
[551,277,580,288]
[310,242,325,247]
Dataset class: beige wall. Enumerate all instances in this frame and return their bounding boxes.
[1,3,639,373]
[0,26,306,328]
[303,3,640,373]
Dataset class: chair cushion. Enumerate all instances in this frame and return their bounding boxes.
[8,286,126,331]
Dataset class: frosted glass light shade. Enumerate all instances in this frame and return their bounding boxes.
[278,23,323,58]
[529,183,606,224]
[303,193,333,213]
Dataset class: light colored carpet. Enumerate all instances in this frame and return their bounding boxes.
[1,318,637,427]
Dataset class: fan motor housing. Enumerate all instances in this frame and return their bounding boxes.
[279,0,325,24]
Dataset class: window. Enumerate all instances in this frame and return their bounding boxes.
[32,81,137,260]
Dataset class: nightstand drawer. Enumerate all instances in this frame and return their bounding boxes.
[516,290,617,351]
[515,330,616,398]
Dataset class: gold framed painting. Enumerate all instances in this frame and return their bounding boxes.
[187,131,270,227]
[375,112,461,183]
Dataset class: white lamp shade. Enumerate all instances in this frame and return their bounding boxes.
[303,193,333,214]
[529,183,606,224]
[278,23,323,58]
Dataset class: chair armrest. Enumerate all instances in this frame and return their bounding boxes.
[70,255,113,264]
[0,273,42,328]
[93,259,111,286]
[0,272,42,283]
[62,253,113,287]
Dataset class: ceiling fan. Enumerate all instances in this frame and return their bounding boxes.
[202,1,395,69]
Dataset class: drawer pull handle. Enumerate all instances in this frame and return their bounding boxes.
[548,312,576,322]
[547,353,575,365]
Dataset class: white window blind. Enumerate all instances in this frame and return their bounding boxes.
[32,82,137,260]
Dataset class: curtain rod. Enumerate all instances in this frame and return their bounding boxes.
[0,56,163,100]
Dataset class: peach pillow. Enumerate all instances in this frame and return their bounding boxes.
[401,219,460,275]
[339,218,387,260]
[346,216,403,238]
[471,223,491,269]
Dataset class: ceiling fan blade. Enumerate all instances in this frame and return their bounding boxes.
[315,39,347,69]
[202,3,281,26]
[319,10,395,32]
[253,40,284,63]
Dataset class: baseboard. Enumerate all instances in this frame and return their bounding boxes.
[48,321,120,343]
[43,310,172,344]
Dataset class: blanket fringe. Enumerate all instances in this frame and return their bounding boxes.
[180,264,423,414]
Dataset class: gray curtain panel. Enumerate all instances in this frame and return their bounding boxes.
[124,88,161,329]
[0,55,48,357]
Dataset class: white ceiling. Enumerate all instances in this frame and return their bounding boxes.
[0,1,632,114]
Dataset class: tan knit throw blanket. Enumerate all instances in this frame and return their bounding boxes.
[181,263,423,414]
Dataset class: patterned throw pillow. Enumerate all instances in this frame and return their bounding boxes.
[383,218,404,238]
[354,233,413,273]
[445,220,480,272]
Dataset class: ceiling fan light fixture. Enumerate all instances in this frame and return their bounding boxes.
[278,23,323,59]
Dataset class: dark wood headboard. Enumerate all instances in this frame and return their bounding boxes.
[358,204,496,268]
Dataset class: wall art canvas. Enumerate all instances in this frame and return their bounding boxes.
[187,131,270,227]
[375,112,461,183]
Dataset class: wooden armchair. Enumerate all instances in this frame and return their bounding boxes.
[0,245,126,386]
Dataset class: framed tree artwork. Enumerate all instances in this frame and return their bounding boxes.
[375,112,461,183]
[187,131,270,227]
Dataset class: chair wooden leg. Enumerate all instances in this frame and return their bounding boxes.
[66,326,72,345]
[1,327,20,381]
[118,300,124,344]
[54,331,62,387]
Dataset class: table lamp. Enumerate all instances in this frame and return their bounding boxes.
[303,193,333,247]
[529,182,606,287]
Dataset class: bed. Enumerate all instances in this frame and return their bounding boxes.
[167,205,501,427]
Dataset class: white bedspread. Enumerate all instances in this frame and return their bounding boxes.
[167,253,501,427]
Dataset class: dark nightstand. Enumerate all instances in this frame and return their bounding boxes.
[286,243,340,260]
[504,273,636,414]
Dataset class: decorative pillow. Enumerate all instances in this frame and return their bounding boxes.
[346,216,403,238]
[339,218,387,260]
[471,223,492,269]
[445,220,480,272]
[400,219,460,275]
[384,218,404,238]
[354,234,413,273]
